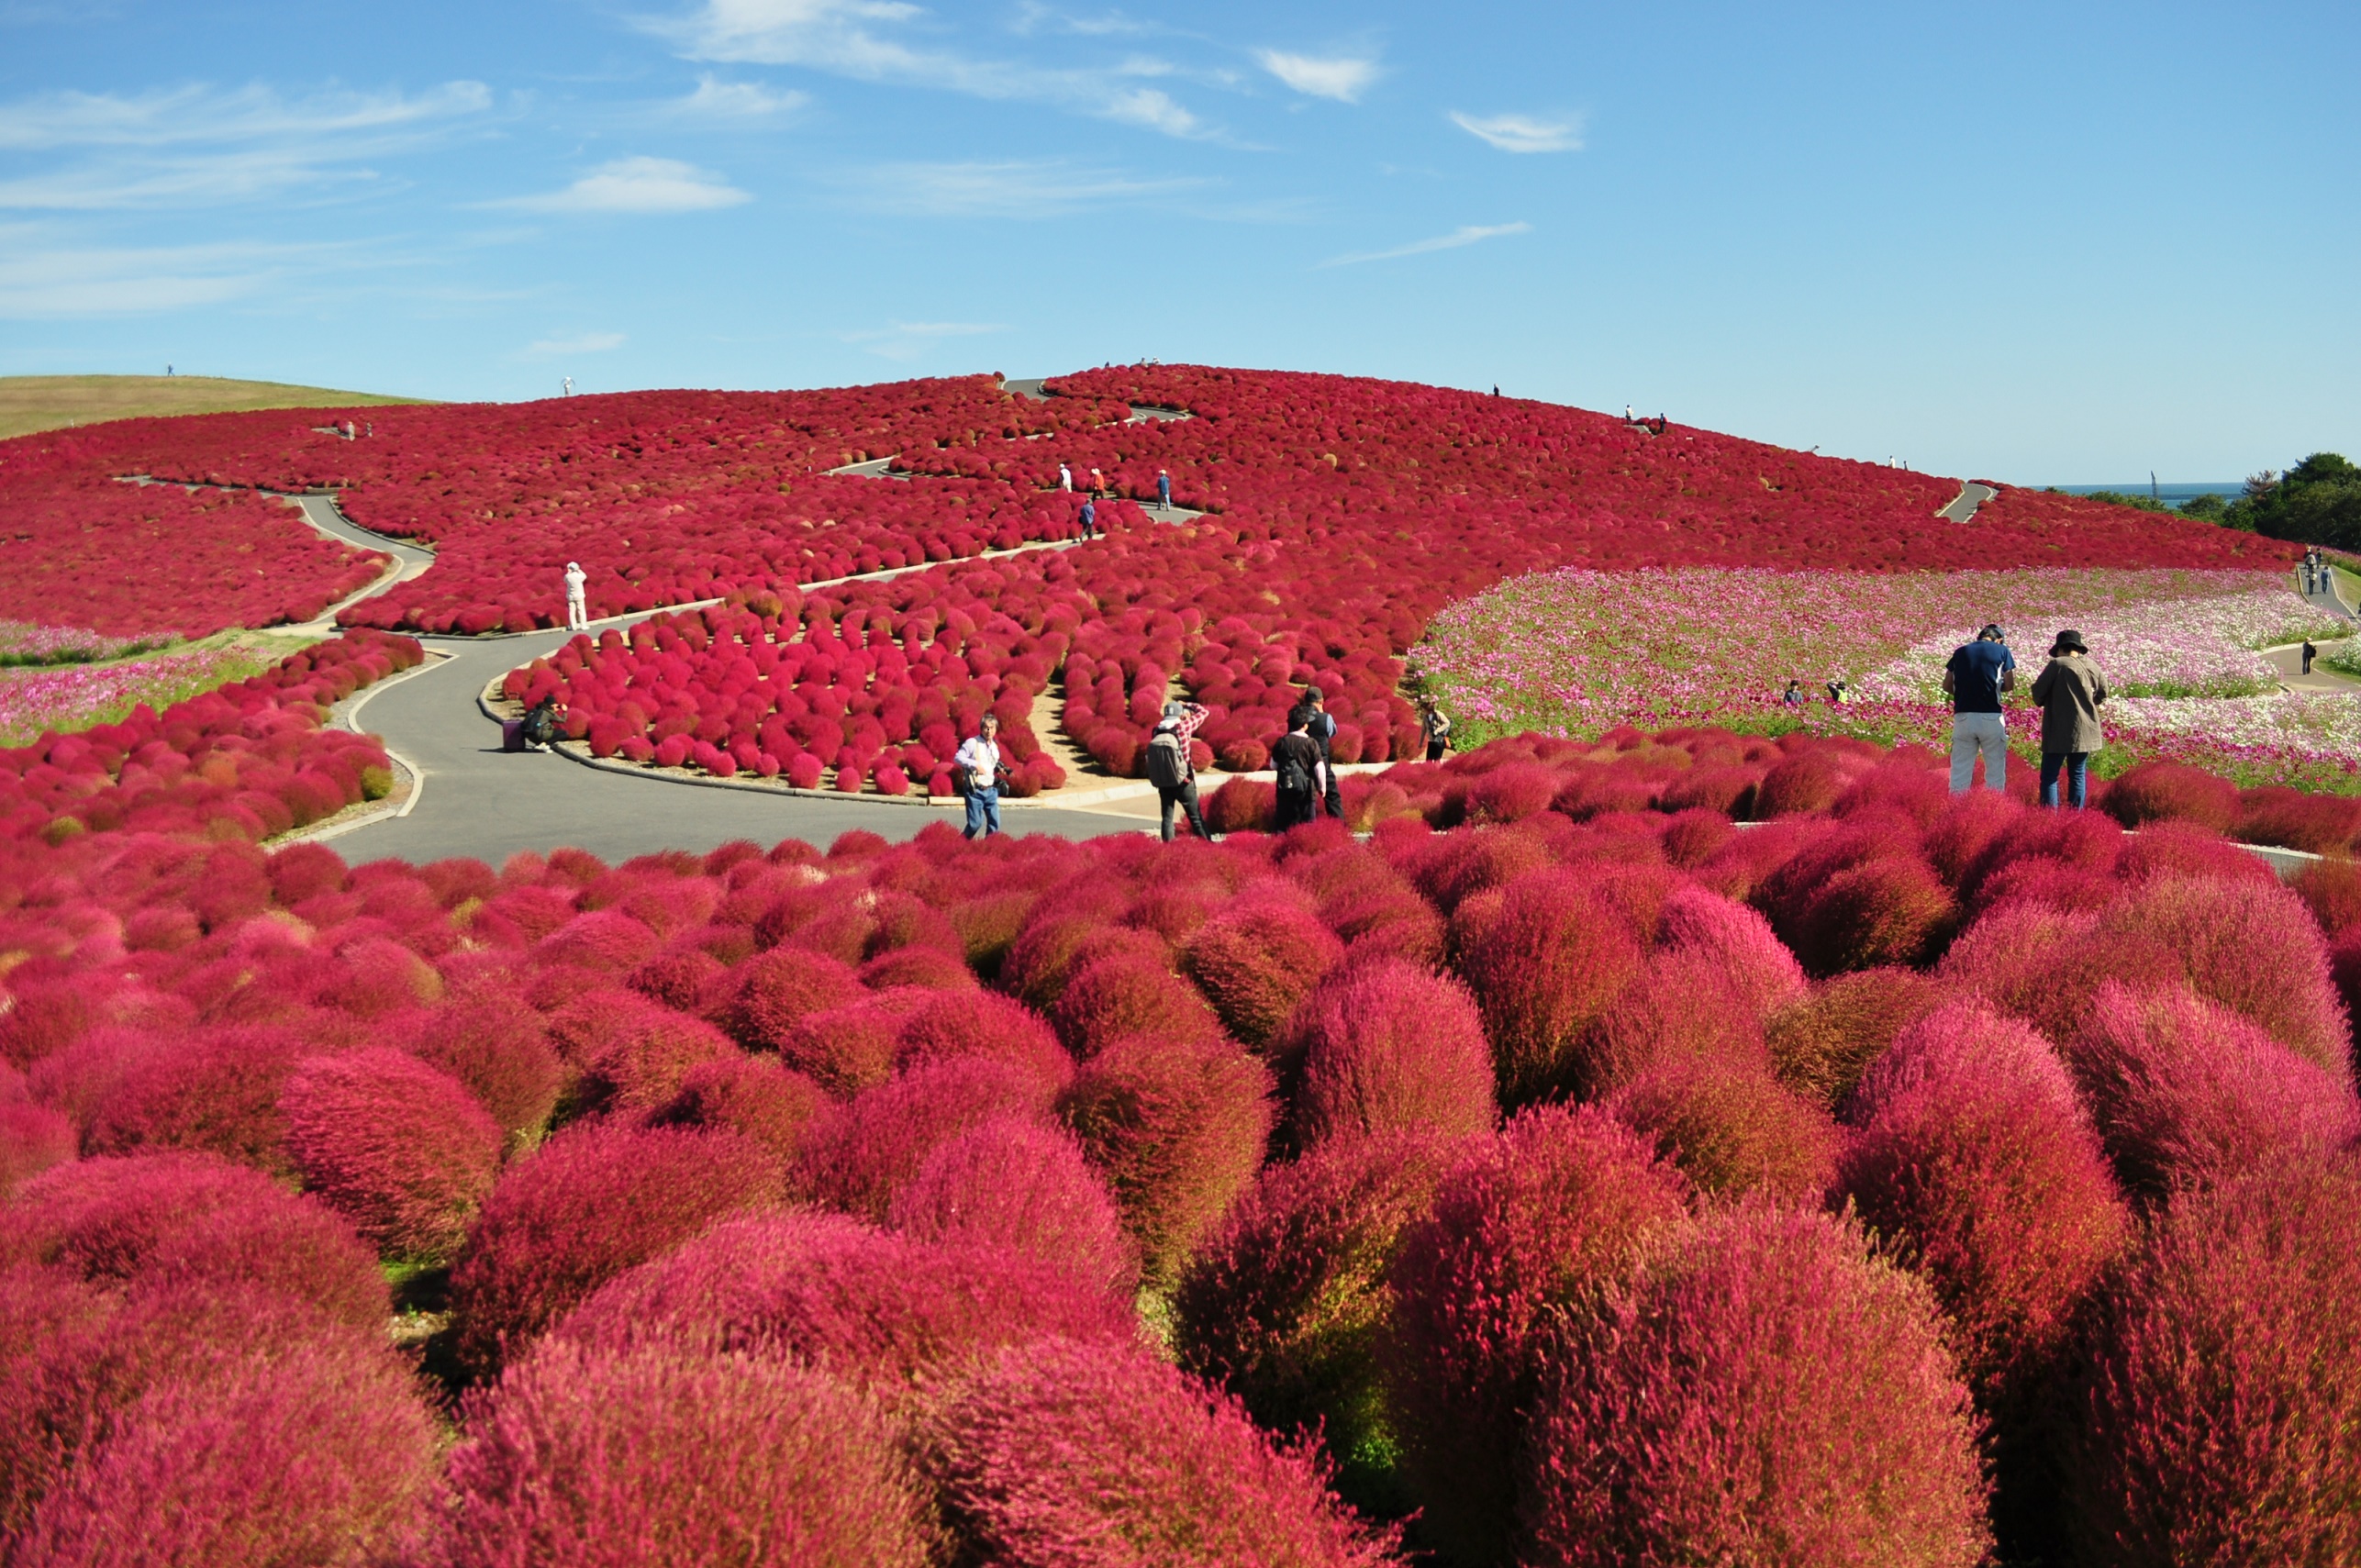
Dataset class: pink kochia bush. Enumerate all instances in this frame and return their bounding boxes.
[885,1117,1136,1296]
[1284,956,1495,1148]
[926,1337,1402,1568]
[2066,1154,2361,1564]
[1382,1106,1690,1563]
[280,1047,503,1262]
[433,1339,931,1568]
[1451,871,1644,1106]
[1520,1204,1990,1568]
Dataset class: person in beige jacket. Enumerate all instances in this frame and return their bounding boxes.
[2030,628,2107,808]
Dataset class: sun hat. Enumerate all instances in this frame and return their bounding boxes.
[2053,628,2088,654]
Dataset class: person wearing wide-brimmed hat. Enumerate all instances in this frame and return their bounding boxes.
[2030,628,2108,809]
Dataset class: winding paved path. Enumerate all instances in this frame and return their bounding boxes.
[1938,482,1998,524]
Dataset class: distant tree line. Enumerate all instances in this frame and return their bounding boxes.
[2055,452,2361,549]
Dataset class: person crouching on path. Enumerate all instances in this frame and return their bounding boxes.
[564,561,588,632]
[2031,628,2108,809]
[1147,700,1213,842]
[955,715,1008,840]
[1943,622,2016,794]
[1271,713,1324,831]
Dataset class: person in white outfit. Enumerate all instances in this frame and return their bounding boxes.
[564,561,588,632]
[1059,463,1073,494]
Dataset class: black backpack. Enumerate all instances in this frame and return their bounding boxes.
[1275,741,1313,795]
[520,703,558,746]
[1145,730,1187,788]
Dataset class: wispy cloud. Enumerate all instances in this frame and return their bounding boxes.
[1255,50,1380,103]
[666,73,810,119]
[848,159,1208,218]
[0,80,492,150]
[652,0,1212,138]
[841,318,1004,361]
[522,331,627,359]
[0,226,322,317]
[1008,2,1151,38]
[1450,110,1582,153]
[496,156,751,214]
[1319,221,1530,268]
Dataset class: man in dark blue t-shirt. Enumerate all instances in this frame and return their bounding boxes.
[1943,623,2016,793]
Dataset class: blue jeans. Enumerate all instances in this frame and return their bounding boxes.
[963,786,1001,838]
[2040,752,2088,809]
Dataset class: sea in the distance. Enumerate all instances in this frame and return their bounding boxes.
[2052,482,2245,503]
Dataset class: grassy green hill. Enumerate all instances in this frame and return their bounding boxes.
[0,374,429,440]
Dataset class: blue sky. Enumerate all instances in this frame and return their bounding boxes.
[3,0,2354,482]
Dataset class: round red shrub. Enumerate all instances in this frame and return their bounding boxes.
[434,1339,930,1568]
[0,1099,74,1196]
[1581,949,1776,1097]
[550,989,735,1116]
[2100,761,2241,833]
[534,908,662,973]
[1205,775,1275,833]
[928,1336,1400,1568]
[795,1056,1055,1222]
[2099,873,2350,1074]
[856,944,975,992]
[446,1121,782,1376]
[2066,1153,2361,1564]
[281,1048,503,1262]
[2232,784,2361,853]
[1607,1056,1841,1202]
[1765,966,1947,1108]
[11,1151,288,1283]
[1383,1105,1691,1563]
[885,1117,1134,1296]
[401,988,562,1147]
[1047,950,1225,1059]
[1654,883,1808,1018]
[1520,1204,1989,1568]
[1783,853,1957,976]
[2066,981,2360,1202]
[554,1210,1134,1406]
[1451,869,1644,1106]
[894,988,1073,1097]
[2295,854,2361,937]
[719,947,864,1051]
[1058,1032,1277,1286]
[652,1051,829,1169]
[1753,749,1850,817]
[84,1024,306,1178]
[1182,899,1345,1049]
[1173,1129,1467,1517]
[128,1193,387,1332]
[624,945,726,1012]
[997,910,1161,1012]
[1285,956,1494,1148]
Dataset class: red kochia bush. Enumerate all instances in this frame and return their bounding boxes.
[2066,981,2360,1202]
[14,1283,440,1568]
[0,1099,75,1195]
[651,1051,830,1170]
[1765,967,1948,1108]
[446,1122,782,1375]
[1607,1056,1841,1202]
[550,990,734,1115]
[892,988,1073,1097]
[401,990,563,1147]
[554,1211,1135,1407]
[2066,1154,2361,1564]
[434,1340,930,1568]
[1783,853,1957,976]
[84,1024,307,1178]
[280,1048,503,1262]
[795,1056,1054,1222]
[1173,1129,1467,1516]
[1047,950,1225,1059]
[2099,874,2350,1074]
[2099,761,2242,833]
[1451,869,1644,1106]
[1285,956,1495,1148]
[1058,1033,1277,1286]
[1383,1106,1691,1563]
[1520,1204,1989,1568]
[781,990,929,1095]
[927,1337,1401,1568]
[885,1117,1134,1296]
[1182,899,1346,1048]
[720,947,864,1051]
[1580,949,1776,1097]
[1654,884,1808,1018]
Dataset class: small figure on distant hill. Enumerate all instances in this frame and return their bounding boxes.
[519,694,562,752]
[1078,498,1097,539]
[563,377,574,397]
[1272,713,1324,831]
[1420,700,1452,762]
[2303,638,2319,675]
[1625,404,1635,422]
[1493,385,1501,396]
[564,561,588,632]
[1783,678,1804,706]
[1060,462,1073,494]
[1147,700,1213,842]
[955,714,1008,840]
[1289,686,1344,819]
[1157,469,1172,510]
[1943,622,2016,795]
[2032,628,2107,809]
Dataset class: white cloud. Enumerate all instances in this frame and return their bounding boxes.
[498,156,751,214]
[0,80,493,150]
[669,73,811,118]
[522,332,627,359]
[0,227,315,317]
[1319,221,1531,268]
[0,152,380,210]
[852,159,1208,218]
[1450,110,1582,153]
[652,0,1210,137]
[1254,50,1379,103]
[841,318,1004,362]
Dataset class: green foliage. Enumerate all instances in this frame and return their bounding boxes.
[2214,452,2361,549]
[2084,490,2173,514]
[2177,493,2228,522]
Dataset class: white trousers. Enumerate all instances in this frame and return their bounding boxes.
[566,593,587,632]
[1950,712,2008,793]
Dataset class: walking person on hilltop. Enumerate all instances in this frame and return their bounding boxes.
[1943,622,2017,794]
[2031,628,2108,809]
[2303,637,2320,675]
[955,714,1009,840]
[1146,700,1213,842]
[1090,467,1106,497]
[564,561,588,633]
[1271,713,1324,831]
[1289,686,1345,819]
[1060,462,1073,494]
[1420,699,1452,762]
[1157,469,1172,511]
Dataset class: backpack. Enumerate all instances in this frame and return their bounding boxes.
[1145,730,1187,788]
[1274,741,1314,795]
[520,704,558,746]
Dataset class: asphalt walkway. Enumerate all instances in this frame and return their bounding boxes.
[1939,483,1998,524]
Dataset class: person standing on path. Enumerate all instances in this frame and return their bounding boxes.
[2030,629,2107,809]
[1090,467,1106,496]
[955,714,1008,840]
[2304,638,2320,675]
[1271,714,1324,831]
[563,561,588,632]
[1157,469,1172,510]
[1943,623,2017,794]
[1288,686,1345,819]
[1420,701,1452,762]
[1077,498,1097,539]
[1147,700,1213,842]
[1059,462,1073,494]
